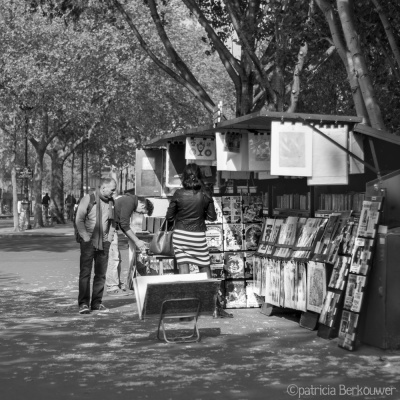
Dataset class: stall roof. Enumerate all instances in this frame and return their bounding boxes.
[143,110,400,148]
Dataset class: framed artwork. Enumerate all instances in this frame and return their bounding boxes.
[307,125,349,185]
[216,132,250,171]
[185,137,216,161]
[248,132,271,171]
[271,121,313,177]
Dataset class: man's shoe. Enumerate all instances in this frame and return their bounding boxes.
[108,289,121,295]
[108,290,128,297]
[91,304,109,312]
[79,305,90,315]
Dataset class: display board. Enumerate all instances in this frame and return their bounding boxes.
[135,149,163,196]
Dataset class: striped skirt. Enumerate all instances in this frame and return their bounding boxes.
[172,229,210,267]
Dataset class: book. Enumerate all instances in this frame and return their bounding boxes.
[224,251,245,279]
[224,223,244,251]
[160,258,175,275]
[253,256,263,296]
[296,263,307,312]
[222,195,243,224]
[307,261,327,313]
[343,274,367,312]
[277,216,299,246]
[210,263,224,279]
[265,258,280,306]
[242,194,263,223]
[357,200,381,238]
[257,242,268,255]
[225,280,247,308]
[313,214,340,257]
[319,291,341,326]
[295,218,323,248]
[349,238,373,275]
[283,261,297,309]
[259,218,275,243]
[273,247,293,259]
[213,197,224,223]
[338,311,359,350]
[244,252,255,278]
[205,224,224,252]
[328,256,351,290]
[268,219,284,244]
[210,252,224,264]
[244,223,263,251]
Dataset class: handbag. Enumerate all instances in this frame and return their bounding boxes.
[148,219,175,257]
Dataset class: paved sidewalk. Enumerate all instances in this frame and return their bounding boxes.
[1,221,400,399]
[0,219,75,237]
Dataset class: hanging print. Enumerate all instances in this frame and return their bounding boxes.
[185,137,216,161]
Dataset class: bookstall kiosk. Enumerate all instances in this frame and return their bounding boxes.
[135,110,400,350]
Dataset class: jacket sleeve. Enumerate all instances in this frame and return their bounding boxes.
[75,194,91,242]
[118,197,136,233]
[165,194,178,223]
[205,197,217,222]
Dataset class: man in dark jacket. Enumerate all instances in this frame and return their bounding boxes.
[106,193,154,294]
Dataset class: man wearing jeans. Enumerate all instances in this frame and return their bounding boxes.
[106,194,153,295]
[75,178,117,314]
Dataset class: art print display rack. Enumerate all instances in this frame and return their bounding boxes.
[206,193,265,309]
[336,196,383,351]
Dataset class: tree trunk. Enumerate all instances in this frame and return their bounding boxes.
[10,148,20,232]
[31,149,45,228]
[337,0,386,130]
[80,142,84,198]
[71,150,74,195]
[371,0,400,74]
[49,148,66,224]
[287,43,308,113]
[315,0,370,123]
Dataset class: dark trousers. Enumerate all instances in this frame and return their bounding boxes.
[78,241,110,309]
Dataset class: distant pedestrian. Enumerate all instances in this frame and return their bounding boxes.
[75,178,117,314]
[106,193,154,295]
[42,193,51,223]
[65,194,77,221]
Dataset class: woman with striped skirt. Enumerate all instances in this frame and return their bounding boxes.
[165,163,216,277]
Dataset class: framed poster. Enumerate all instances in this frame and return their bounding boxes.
[185,137,216,161]
[248,132,271,171]
[216,132,250,171]
[166,143,186,188]
[271,121,313,177]
[307,125,349,185]
[135,149,163,196]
